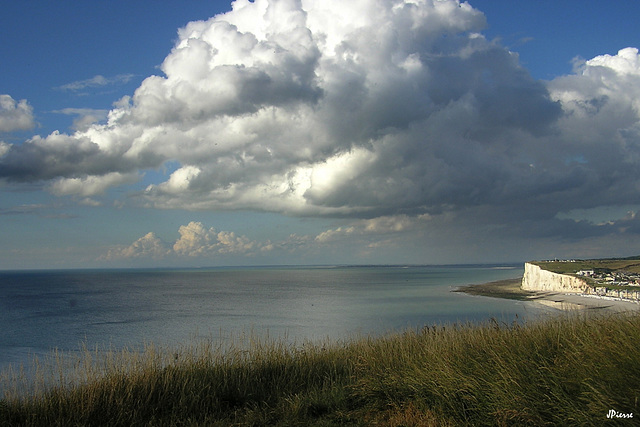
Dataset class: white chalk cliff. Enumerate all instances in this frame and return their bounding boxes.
[521,262,589,293]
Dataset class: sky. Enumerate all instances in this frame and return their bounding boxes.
[1,0,640,269]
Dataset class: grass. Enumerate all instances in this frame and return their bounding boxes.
[2,312,640,426]
[534,257,640,275]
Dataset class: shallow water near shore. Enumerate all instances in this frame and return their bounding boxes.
[0,265,547,376]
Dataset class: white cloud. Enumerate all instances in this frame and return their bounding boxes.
[0,95,35,132]
[173,221,217,256]
[106,222,262,261]
[545,47,640,209]
[2,1,640,244]
[48,172,140,197]
[104,232,170,260]
[315,214,431,242]
[362,214,432,233]
[315,226,355,243]
[105,214,434,263]
[0,141,9,157]
[57,74,136,92]
[216,231,256,254]
[150,166,201,195]
[584,47,640,76]
[173,221,258,256]
[551,48,640,114]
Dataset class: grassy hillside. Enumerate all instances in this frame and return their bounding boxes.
[2,312,639,426]
[534,257,640,275]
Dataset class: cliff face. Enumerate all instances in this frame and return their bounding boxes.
[521,262,589,293]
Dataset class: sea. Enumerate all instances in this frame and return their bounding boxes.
[0,264,550,378]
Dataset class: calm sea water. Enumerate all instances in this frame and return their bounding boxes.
[0,265,547,374]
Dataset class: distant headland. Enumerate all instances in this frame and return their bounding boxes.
[456,256,640,311]
[524,257,640,301]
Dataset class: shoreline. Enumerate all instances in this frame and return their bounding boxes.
[454,278,640,312]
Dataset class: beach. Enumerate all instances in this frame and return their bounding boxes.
[455,278,640,312]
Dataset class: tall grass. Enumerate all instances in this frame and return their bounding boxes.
[2,312,639,426]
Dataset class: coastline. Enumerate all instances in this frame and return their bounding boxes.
[454,278,640,312]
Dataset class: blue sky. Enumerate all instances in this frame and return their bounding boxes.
[1,0,640,269]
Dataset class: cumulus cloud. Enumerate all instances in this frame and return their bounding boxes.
[544,47,640,210]
[0,95,35,132]
[104,232,170,260]
[105,217,407,262]
[172,221,258,256]
[48,171,140,197]
[107,221,262,260]
[2,1,640,244]
[106,215,435,262]
[130,0,561,218]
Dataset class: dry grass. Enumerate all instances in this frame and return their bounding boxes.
[2,312,639,426]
